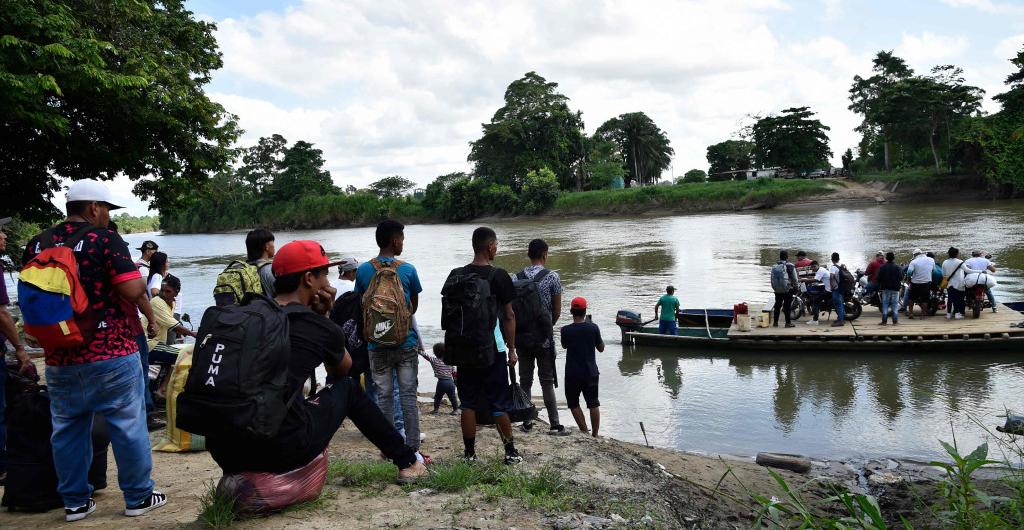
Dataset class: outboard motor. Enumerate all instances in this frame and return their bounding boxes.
[616,310,643,341]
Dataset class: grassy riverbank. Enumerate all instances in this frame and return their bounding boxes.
[162,179,837,233]
[550,178,833,216]
[852,168,989,195]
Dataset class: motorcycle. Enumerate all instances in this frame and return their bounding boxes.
[965,284,992,319]
[789,281,862,322]
[854,269,943,317]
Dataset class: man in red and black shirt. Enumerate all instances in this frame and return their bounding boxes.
[21,180,167,522]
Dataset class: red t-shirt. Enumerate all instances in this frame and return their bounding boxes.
[23,222,143,366]
[794,258,813,268]
[865,257,885,283]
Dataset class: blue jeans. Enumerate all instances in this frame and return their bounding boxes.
[433,378,458,410]
[369,348,418,449]
[832,290,846,322]
[45,353,154,508]
[364,371,405,437]
[658,320,678,335]
[985,287,997,308]
[881,290,900,323]
[134,334,153,414]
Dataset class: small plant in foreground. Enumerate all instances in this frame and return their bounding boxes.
[328,460,397,492]
[198,481,237,528]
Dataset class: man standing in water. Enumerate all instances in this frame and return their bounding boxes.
[654,286,680,335]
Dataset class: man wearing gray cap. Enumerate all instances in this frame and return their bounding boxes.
[337,257,359,295]
[21,180,167,521]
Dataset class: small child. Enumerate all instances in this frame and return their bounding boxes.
[421,343,459,415]
[560,297,605,437]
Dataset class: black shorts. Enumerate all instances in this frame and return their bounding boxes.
[910,282,931,303]
[565,375,599,409]
[456,357,511,415]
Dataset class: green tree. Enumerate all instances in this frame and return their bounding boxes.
[519,167,560,214]
[706,140,754,176]
[369,175,415,199]
[422,172,466,210]
[751,107,832,173]
[265,141,334,201]
[584,138,625,190]
[994,45,1024,113]
[896,66,983,172]
[0,0,239,221]
[841,148,854,170]
[679,169,707,183]
[595,112,674,187]
[238,134,287,193]
[849,51,914,170]
[468,72,585,190]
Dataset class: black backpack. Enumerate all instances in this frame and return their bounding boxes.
[511,269,553,350]
[440,267,498,367]
[838,265,856,294]
[329,290,368,377]
[2,370,108,512]
[176,295,297,439]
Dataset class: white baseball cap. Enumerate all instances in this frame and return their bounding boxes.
[912,248,923,255]
[66,179,124,210]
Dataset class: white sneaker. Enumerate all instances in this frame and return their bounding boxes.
[954,314,964,320]
[419,432,426,442]
[946,313,952,320]
[806,320,819,325]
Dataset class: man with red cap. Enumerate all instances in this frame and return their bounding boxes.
[205,240,427,484]
[560,297,605,438]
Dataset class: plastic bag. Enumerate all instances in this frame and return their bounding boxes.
[506,366,538,423]
[153,345,206,452]
[217,449,329,516]
[964,272,997,289]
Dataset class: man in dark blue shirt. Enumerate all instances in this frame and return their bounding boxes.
[559,297,604,437]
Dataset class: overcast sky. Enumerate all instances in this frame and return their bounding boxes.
[108,0,1024,215]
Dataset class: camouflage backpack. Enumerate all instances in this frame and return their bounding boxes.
[213,260,263,305]
[361,259,412,347]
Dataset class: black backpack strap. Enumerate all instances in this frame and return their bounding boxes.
[533,268,551,284]
[516,270,528,280]
[38,224,96,251]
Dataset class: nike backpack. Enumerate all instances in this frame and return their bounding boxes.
[361,259,412,347]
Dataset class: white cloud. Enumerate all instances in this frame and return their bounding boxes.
[197,0,1017,192]
[940,0,1024,14]
[823,0,843,20]
[995,34,1024,59]
[896,32,970,69]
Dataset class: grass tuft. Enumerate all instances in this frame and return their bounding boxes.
[327,460,398,493]
[481,465,583,511]
[198,481,237,528]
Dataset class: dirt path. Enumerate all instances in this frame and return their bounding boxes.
[775,179,896,210]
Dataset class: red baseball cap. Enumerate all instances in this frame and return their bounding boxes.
[571,297,587,310]
[272,240,343,277]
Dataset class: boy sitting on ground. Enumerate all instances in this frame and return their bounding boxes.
[421,343,459,415]
[560,297,605,437]
[205,240,427,484]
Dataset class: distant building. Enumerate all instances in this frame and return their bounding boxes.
[413,188,425,199]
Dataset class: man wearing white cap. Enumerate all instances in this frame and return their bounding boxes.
[21,179,167,521]
[906,248,935,318]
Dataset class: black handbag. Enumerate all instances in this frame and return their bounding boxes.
[505,366,538,424]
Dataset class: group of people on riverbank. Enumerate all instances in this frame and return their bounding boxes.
[0,179,607,521]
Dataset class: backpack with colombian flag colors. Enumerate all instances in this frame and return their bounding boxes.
[17,225,97,353]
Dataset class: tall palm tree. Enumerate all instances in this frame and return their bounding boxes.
[595,112,674,187]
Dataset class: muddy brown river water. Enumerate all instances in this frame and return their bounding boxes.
[12,199,1021,462]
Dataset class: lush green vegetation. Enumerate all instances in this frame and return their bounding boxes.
[111,213,159,234]
[1,0,238,222]
[852,168,984,192]
[551,178,832,215]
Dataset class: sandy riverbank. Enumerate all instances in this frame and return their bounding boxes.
[0,385,1000,530]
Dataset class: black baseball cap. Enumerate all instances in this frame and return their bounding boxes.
[137,240,158,252]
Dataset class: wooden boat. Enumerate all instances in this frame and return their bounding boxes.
[617,302,1024,352]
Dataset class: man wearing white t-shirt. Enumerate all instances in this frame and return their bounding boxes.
[804,260,831,325]
[336,257,358,295]
[965,250,998,312]
[906,249,935,318]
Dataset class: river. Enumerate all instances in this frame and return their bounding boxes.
[15,200,1023,463]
